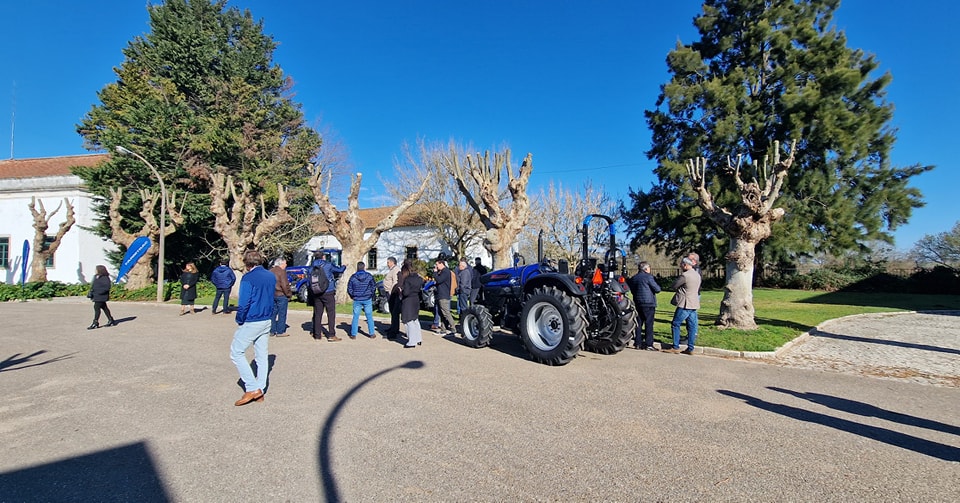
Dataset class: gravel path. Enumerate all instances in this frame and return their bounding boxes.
[772,311,960,388]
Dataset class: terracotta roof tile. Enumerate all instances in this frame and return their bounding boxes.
[316,205,428,232]
[0,154,109,179]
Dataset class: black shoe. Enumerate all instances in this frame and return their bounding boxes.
[87,321,99,330]
[645,346,659,352]
[106,319,117,327]
[403,342,421,348]
[681,348,693,355]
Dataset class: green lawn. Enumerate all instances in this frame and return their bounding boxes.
[192,289,960,352]
[665,289,960,352]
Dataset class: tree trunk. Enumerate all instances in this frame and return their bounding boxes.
[717,236,759,330]
[125,250,158,290]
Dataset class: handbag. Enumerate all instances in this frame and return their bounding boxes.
[670,291,684,307]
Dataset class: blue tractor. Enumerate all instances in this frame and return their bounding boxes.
[285,248,342,303]
[459,214,637,365]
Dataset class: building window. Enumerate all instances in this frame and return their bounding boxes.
[43,235,55,268]
[0,237,9,269]
[405,247,418,261]
[367,248,378,270]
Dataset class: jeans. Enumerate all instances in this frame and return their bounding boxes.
[213,288,231,313]
[230,319,270,392]
[671,308,699,350]
[351,298,375,337]
[272,296,289,335]
[457,290,471,314]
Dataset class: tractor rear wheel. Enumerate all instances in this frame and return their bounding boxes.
[519,286,586,365]
[460,305,494,348]
[584,297,637,355]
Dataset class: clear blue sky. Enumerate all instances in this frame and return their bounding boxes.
[1,0,956,250]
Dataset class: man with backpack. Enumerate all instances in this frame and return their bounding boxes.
[347,261,377,339]
[310,251,345,341]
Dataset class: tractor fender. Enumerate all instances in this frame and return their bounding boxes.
[523,273,586,298]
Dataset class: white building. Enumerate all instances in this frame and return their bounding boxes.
[0,154,493,283]
[0,154,114,284]
[296,205,493,274]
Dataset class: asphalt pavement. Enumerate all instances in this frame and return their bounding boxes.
[1,299,957,502]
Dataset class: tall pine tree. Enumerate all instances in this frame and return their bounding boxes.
[623,0,931,328]
[75,0,320,277]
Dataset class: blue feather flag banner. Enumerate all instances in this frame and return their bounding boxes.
[20,240,29,285]
[116,236,152,283]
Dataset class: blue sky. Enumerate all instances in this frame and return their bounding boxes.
[1,0,956,250]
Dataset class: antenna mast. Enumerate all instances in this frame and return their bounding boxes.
[9,81,14,159]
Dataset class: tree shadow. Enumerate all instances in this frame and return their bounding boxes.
[796,291,960,312]
[768,387,960,436]
[0,441,171,502]
[0,351,77,372]
[810,329,960,355]
[317,361,425,503]
[717,389,960,462]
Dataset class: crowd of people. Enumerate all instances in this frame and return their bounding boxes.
[84,249,702,405]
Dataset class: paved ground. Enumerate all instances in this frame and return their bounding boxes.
[1,299,957,502]
[772,311,960,388]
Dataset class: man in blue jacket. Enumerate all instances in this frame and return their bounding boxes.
[231,249,275,406]
[311,251,346,341]
[347,261,377,339]
[210,258,236,314]
[627,261,661,351]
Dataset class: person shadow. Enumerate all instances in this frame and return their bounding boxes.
[236,354,277,393]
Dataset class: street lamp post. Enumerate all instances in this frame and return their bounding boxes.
[115,146,166,303]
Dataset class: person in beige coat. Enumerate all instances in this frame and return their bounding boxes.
[666,257,701,354]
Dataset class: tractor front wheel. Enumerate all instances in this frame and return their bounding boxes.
[460,305,494,348]
[519,286,586,365]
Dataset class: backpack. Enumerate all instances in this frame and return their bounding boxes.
[310,265,330,295]
[449,268,458,295]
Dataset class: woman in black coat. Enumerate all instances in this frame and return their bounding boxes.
[179,262,199,315]
[87,265,115,330]
[399,260,424,348]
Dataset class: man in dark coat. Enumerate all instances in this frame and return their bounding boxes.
[311,252,346,341]
[432,259,456,335]
[210,258,236,314]
[627,261,661,350]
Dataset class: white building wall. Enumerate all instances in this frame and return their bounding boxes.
[0,175,114,284]
[295,225,492,274]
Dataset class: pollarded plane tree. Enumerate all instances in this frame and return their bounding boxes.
[209,173,294,278]
[27,197,76,283]
[443,143,534,270]
[308,162,430,303]
[686,139,797,329]
[107,187,186,289]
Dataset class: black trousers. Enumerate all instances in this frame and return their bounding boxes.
[388,290,401,335]
[634,304,656,347]
[312,291,337,338]
[93,301,113,323]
